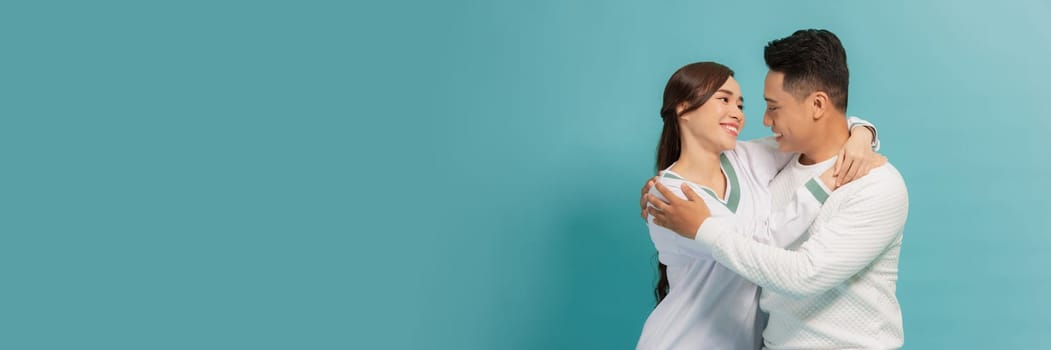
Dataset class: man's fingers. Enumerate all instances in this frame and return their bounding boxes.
[653,215,672,230]
[681,183,702,202]
[654,182,679,204]
[647,194,670,212]
[650,209,666,226]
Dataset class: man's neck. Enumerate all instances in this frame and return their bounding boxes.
[799,114,849,165]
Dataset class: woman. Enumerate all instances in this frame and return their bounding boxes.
[635,62,882,349]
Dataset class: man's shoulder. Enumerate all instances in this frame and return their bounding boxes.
[841,162,908,201]
[823,161,908,202]
[867,162,905,186]
[821,162,910,230]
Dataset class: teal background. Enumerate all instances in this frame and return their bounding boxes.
[3,0,1049,349]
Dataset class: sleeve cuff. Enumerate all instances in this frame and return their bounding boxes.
[804,178,831,204]
[847,116,880,151]
[695,217,730,247]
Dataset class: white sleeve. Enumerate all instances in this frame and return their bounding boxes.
[847,116,881,151]
[693,176,908,298]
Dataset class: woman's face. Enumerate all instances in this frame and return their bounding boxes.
[678,76,745,153]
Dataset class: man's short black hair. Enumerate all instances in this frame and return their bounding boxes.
[764,29,850,111]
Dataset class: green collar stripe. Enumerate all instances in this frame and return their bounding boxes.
[805,178,830,204]
[662,172,683,180]
[720,154,740,213]
[659,154,740,213]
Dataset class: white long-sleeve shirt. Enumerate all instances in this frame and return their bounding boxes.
[695,155,909,349]
[637,118,879,350]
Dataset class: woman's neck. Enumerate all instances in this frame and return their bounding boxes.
[670,147,726,198]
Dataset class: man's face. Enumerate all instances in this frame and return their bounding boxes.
[763,71,812,153]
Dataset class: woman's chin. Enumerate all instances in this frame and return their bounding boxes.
[722,138,738,150]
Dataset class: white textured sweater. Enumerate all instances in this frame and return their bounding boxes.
[696,155,909,349]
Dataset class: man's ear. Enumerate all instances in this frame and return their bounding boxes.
[810,91,830,121]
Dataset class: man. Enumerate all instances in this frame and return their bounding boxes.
[644,29,909,349]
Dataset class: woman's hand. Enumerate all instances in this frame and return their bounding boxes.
[831,126,883,187]
[824,151,887,190]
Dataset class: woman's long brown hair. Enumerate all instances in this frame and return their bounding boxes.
[653,62,734,305]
